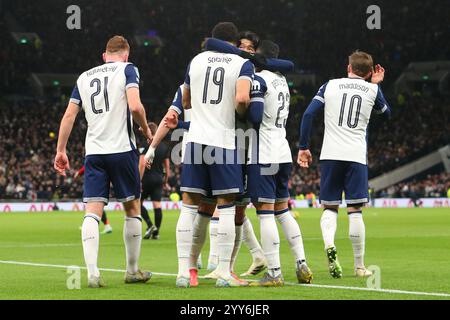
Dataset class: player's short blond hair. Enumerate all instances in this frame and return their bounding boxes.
[106,35,130,54]
[349,51,373,78]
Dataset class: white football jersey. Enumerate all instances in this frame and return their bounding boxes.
[319,77,388,164]
[169,84,191,160]
[247,70,292,164]
[184,51,254,150]
[70,62,140,156]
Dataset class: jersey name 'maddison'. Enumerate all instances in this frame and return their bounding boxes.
[70,62,140,156]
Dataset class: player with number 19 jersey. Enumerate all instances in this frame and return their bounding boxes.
[185,51,254,150]
[181,50,254,196]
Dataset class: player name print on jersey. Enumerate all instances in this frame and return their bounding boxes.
[207,56,233,64]
[85,65,118,77]
[338,82,370,93]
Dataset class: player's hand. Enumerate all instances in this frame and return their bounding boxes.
[163,113,178,129]
[371,64,385,84]
[139,126,153,144]
[297,149,312,168]
[163,182,171,191]
[73,171,79,179]
[54,152,70,176]
[144,146,156,169]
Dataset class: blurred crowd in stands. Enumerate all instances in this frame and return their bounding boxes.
[377,172,449,199]
[0,0,449,201]
[1,95,448,201]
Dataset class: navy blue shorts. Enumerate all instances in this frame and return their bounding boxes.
[83,150,140,204]
[180,143,243,196]
[236,163,250,205]
[247,163,292,204]
[319,160,368,205]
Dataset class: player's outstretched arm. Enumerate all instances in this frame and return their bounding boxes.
[153,109,179,147]
[54,102,80,176]
[247,76,266,125]
[204,38,294,73]
[236,79,251,116]
[126,87,152,142]
[176,119,190,130]
[236,60,254,116]
[145,109,179,167]
[182,85,191,110]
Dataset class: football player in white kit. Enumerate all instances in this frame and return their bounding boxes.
[298,51,390,278]
[178,22,254,288]
[244,40,312,286]
[54,36,152,288]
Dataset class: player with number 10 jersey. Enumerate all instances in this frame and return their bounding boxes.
[298,50,390,279]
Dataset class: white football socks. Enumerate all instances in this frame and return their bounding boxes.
[208,217,219,267]
[177,204,197,278]
[275,208,306,264]
[81,213,100,278]
[189,212,210,270]
[216,204,236,278]
[242,217,265,262]
[123,216,142,274]
[258,211,281,278]
[320,209,338,250]
[230,224,243,272]
[348,211,366,269]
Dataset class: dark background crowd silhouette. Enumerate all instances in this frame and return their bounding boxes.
[1,0,449,201]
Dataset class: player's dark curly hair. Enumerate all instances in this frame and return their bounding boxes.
[239,31,260,49]
[258,40,280,59]
[211,22,239,44]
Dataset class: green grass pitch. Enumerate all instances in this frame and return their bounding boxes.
[0,207,449,300]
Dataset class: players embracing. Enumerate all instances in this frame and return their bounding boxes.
[152,22,313,288]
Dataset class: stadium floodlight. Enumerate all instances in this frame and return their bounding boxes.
[134,34,163,48]
[395,61,450,95]
[11,32,41,45]
[30,73,78,96]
